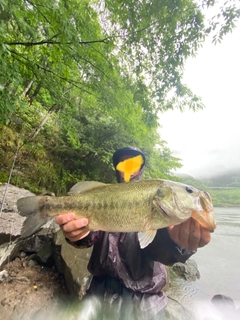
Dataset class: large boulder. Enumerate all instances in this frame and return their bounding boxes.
[0,183,34,244]
[0,183,92,298]
[55,230,92,298]
[172,259,200,281]
[211,294,240,320]
[0,183,60,267]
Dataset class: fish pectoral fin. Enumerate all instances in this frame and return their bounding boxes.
[67,181,107,195]
[138,229,157,249]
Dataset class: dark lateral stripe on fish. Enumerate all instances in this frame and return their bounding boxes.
[97,202,103,211]
[108,201,115,210]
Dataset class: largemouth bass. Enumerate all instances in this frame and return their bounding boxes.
[17,179,216,248]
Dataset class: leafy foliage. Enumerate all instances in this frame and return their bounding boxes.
[204,0,240,44]
[0,0,239,193]
[176,173,209,190]
[179,174,240,206]
[200,169,240,188]
[209,188,240,207]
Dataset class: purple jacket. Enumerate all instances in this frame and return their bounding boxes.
[69,228,195,318]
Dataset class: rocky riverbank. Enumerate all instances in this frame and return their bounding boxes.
[0,183,201,320]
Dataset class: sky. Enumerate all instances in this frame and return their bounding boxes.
[159,20,240,178]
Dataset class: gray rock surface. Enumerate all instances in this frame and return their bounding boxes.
[0,183,34,243]
[58,230,92,298]
[0,183,92,298]
[172,259,200,281]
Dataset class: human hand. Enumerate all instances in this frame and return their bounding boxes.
[55,213,90,242]
[167,218,211,251]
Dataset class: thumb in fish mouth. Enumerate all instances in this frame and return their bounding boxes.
[191,210,216,232]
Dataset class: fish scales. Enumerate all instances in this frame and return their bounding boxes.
[67,180,158,231]
[36,180,158,232]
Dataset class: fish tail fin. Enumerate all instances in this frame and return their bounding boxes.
[17,196,50,238]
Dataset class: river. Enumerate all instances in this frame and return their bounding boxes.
[170,207,240,319]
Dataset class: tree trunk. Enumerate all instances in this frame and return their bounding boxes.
[20,79,34,97]
[29,82,42,105]
[26,104,58,142]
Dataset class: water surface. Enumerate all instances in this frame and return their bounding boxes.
[183,207,240,319]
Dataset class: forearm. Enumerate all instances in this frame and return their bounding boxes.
[66,230,101,248]
[144,228,196,265]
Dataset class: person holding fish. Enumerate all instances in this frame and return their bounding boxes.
[53,146,213,320]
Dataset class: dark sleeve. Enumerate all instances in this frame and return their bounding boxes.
[65,231,101,249]
[144,228,196,265]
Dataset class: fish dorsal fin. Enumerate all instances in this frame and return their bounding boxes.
[138,229,157,249]
[67,181,107,195]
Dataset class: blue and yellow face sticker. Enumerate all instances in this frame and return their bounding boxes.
[116,155,144,182]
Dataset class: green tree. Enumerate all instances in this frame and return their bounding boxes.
[0,0,239,193]
[1,0,239,122]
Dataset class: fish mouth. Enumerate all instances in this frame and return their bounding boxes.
[157,190,216,232]
[191,191,216,232]
[191,209,216,232]
[155,186,216,232]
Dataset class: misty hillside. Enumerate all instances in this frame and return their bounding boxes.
[175,173,208,190]
[177,169,240,188]
[177,171,240,207]
[199,168,240,188]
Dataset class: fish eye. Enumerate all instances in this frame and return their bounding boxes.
[156,188,164,197]
[186,186,193,193]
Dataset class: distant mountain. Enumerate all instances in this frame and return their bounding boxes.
[199,168,240,188]
[175,173,208,190]
[175,172,240,206]
[176,168,240,188]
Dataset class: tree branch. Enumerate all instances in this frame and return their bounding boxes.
[4,20,158,47]
[8,49,99,98]
[5,38,110,46]
[25,104,58,142]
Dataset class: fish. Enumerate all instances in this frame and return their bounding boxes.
[116,155,144,182]
[17,179,216,248]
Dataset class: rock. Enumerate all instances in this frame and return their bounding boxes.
[0,183,35,213]
[28,259,37,267]
[172,259,200,281]
[0,183,93,300]
[60,232,92,298]
[0,269,9,282]
[0,221,60,268]
[212,294,236,309]
[0,183,60,267]
[211,294,240,320]
[53,229,92,297]
[18,251,27,259]
[0,183,35,244]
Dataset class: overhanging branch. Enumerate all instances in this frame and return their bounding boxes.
[5,38,110,46]
[4,21,158,47]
